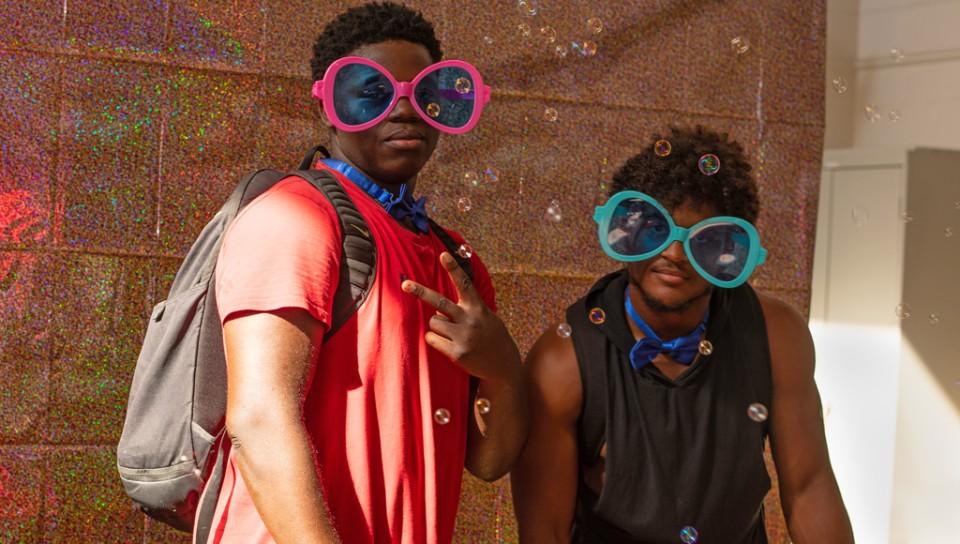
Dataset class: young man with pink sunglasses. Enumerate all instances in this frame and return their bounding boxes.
[204,3,526,543]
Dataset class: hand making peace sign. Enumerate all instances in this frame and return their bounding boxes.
[401,252,521,383]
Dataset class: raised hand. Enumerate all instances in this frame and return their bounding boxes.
[401,252,520,382]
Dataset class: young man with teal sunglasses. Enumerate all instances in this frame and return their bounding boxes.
[511,126,853,543]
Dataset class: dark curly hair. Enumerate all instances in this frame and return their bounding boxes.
[610,126,759,223]
[310,2,443,81]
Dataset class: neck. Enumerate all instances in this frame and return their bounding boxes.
[328,141,416,195]
[625,283,710,340]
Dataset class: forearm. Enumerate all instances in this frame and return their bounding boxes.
[229,412,339,544]
[466,361,529,481]
[784,474,854,544]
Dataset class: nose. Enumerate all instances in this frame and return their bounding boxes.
[387,95,421,123]
[660,240,687,263]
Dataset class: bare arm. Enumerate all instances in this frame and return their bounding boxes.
[761,294,854,544]
[510,325,582,544]
[403,252,528,481]
[222,308,339,543]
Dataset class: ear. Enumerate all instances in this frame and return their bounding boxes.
[318,104,334,130]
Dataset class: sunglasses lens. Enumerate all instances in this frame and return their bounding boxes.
[687,223,751,282]
[606,198,671,257]
[413,66,476,129]
[333,63,394,126]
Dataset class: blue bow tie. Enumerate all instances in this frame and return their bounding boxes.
[624,286,708,370]
[384,183,429,234]
[320,158,430,234]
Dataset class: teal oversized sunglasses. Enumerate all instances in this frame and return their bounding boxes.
[593,190,767,288]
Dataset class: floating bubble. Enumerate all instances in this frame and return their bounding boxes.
[747,403,769,422]
[955,201,960,210]
[890,48,904,62]
[698,339,713,356]
[654,139,672,157]
[587,17,604,34]
[483,35,494,45]
[572,39,598,57]
[900,211,914,223]
[929,313,940,325]
[546,199,562,222]
[464,170,480,186]
[680,526,699,544]
[555,45,569,58]
[475,397,492,415]
[455,77,472,95]
[698,154,721,176]
[426,102,441,118]
[851,207,870,227]
[864,104,881,123]
[433,408,451,425]
[457,243,474,259]
[517,0,539,17]
[730,36,750,54]
[483,166,500,183]
[946,227,954,238]
[589,307,606,325]
[457,196,473,213]
[832,76,848,94]
[888,109,901,122]
[895,303,912,319]
[518,22,532,37]
[540,26,557,43]
[557,323,572,338]
[543,107,559,122]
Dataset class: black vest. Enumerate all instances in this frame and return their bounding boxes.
[568,270,772,544]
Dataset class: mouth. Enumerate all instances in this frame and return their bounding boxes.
[383,130,426,150]
[650,265,689,285]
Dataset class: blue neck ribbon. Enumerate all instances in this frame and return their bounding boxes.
[320,158,429,234]
[624,286,708,370]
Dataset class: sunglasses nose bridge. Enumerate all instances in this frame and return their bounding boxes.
[395,81,413,99]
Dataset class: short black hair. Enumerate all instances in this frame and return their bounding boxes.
[610,126,760,223]
[310,1,443,81]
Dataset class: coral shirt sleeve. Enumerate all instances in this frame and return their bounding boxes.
[214,178,342,327]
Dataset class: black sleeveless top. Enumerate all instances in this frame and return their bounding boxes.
[567,270,772,544]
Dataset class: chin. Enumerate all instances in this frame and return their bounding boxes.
[638,274,711,313]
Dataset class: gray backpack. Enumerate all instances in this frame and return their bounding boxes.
[116,147,472,539]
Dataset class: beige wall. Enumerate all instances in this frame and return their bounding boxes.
[821,2,960,542]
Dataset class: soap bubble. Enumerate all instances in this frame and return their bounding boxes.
[517,0,539,17]
[851,207,869,227]
[464,171,480,187]
[654,140,672,157]
[433,408,451,425]
[518,23,532,37]
[457,196,473,213]
[747,403,769,422]
[895,303,912,319]
[456,243,473,259]
[546,199,562,222]
[540,26,557,43]
[587,17,604,34]
[730,36,750,54]
[543,107,559,122]
[832,76,848,94]
[680,526,699,544]
[589,307,606,324]
[888,109,901,122]
[698,154,721,176]
[483,166,500,183]
[455,77,472,95]
[928,313,940,325]
[557,323,572,338]
[475,398,492,415]
[426,102,441,118]
[864,104,881,123]
[890,48,904,62]
[554,45,569,58]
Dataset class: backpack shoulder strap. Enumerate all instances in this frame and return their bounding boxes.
[291,169,376,340]
[427,218,474,280]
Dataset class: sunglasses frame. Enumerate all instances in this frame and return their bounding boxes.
[311,56,492,135]
[593,190,768,288]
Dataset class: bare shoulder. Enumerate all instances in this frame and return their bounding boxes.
[525,323,582,423]
[756,291,815,378]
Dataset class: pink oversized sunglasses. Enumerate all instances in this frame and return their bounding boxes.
[311,56,492,134]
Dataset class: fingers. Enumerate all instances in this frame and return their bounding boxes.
[439,252,479,307]
[429,313,457,338]
[424,331,458,360]
[402,279,466,320]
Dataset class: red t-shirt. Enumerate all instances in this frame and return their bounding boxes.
[205,167,496,543]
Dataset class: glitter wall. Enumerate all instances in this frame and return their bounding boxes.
[0,1,824,542]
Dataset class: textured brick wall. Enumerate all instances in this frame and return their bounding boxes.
[0,1,824,541]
